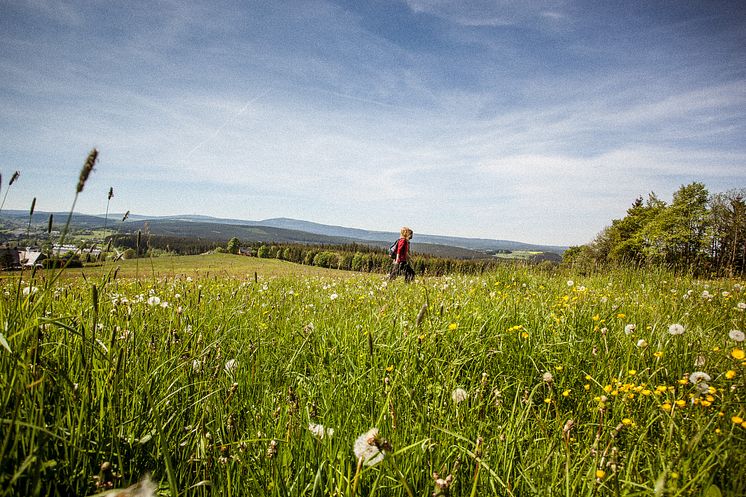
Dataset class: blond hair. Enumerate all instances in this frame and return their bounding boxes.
[400,227,413,239]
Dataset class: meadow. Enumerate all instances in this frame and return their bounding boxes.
[1,257,744,496]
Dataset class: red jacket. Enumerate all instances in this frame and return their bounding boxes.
[395,238,409,263]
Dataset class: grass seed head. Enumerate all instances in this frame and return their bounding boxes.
[77,148,98,193]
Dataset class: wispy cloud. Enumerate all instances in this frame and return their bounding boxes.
[1,0,745,245]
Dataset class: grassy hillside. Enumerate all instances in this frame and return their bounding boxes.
[1,262,744,496]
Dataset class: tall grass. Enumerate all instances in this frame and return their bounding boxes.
[1,263,744,496]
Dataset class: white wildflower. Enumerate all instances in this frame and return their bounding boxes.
[729,329,745,342]
[636,339,648,348]
[147,296,161,306]
[451,388,468,404]
[668,324,685,335]
[330,293,338,300]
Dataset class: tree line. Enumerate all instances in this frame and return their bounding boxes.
[563,182,746,276]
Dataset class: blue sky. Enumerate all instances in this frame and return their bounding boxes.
[1,0,745,245]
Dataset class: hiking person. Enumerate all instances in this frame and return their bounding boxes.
[389,227,415,282]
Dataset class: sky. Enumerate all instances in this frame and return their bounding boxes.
[1,0,745,246]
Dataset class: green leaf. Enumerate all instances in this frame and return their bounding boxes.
[703,484,722,497]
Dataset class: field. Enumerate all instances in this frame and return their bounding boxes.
[1,257,745,496]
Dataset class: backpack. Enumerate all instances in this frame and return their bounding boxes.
[388,240,399,259]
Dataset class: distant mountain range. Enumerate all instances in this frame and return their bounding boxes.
[0,210,567,258]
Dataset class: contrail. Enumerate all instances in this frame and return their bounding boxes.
[183,89,272,161]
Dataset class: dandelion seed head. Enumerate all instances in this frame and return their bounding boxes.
[451,387,468,404]
[542,372,553,383]
[624,324,636,335]
[668,323,685,335]
[688,371,711,384]
[729,329,745,342]
[636,339,648,348]
[353,428,385,466]
[308,423,334,439]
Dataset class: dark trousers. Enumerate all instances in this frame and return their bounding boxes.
[389,261,415,282]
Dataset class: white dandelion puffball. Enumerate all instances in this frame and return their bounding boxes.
[566,280,574,287]
[224,359,237,374]
[737,302,746,310]
[308,423,334,439]
[696,382,710,394]
[22,286,39,296]
[624,324,636,335]
[688,371,711,384]
[147,296,161,306]
[353,428,385,467]
[636,339,648,348]
[542,372,553,383]
[729,329,745,342]
[668,324,685,335]
[451,388,468,404]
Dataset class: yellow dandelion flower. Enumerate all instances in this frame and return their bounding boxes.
[562,389,571,397]
[653,351,664,358]
[715,428,722,435]
[725,370,737,379]
[732,348,745,360]
[521,332,529,339]
[592,314,600,321]
[709,386,717,394]
[732,415,744,424]
[617,313,626,319]
[622,418,633,426]
[677,378,688,385]
[628,370,636,376]
[584,384,591,390]
[675,399,686,408]
[544,398,552,404]
[448,323,459,330]
[555,365,564,371]
[595,469,606,479]
[706,395,715,402]
[585,374,592,380]
[641,389,651,396]
[670,472,679,480]
[661,402,672,411]
[713,346,720,352]
[701,400,712,407]
[386,365,394,372]
[742,421,746,429]
[603,385,613,393]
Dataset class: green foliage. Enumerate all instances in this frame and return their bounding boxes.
[226,237,241,254]
[569,183,746,276]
